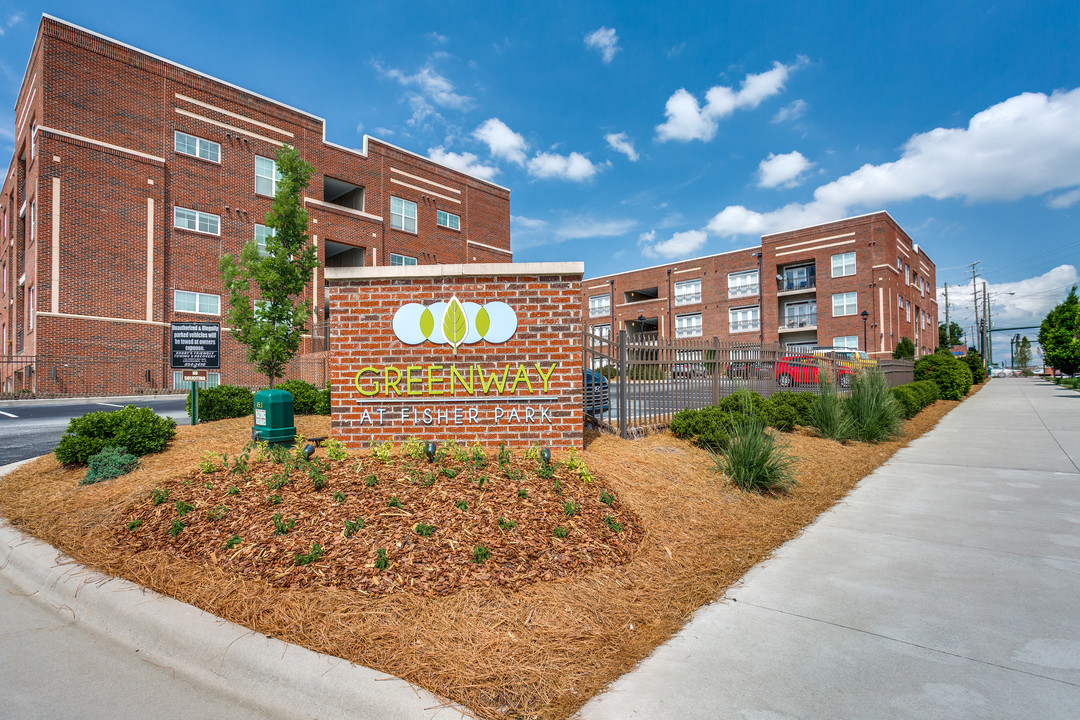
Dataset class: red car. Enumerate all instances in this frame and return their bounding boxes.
[775,354,854,388]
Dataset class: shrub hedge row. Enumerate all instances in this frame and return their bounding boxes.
[890,380,939,419]
[671,389,814,450]
[184,380,331,422]
[914,350,973,401]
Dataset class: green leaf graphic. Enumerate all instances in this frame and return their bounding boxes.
[475,307,490,338]
[420,307,435,339]
[442,296,468,354]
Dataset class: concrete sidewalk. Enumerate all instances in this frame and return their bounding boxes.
[578,378,1080,719]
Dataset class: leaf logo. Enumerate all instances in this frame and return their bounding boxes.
[442,296,469,354]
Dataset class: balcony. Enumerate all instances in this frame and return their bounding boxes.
[728,283,760,299]
[777,270,816,293]
[779,312,817,332]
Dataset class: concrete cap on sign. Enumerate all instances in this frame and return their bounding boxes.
[324,262,585,281]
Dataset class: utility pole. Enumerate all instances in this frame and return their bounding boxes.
[983,281,990,369]
[970,262,981,356]
[944,282,950,339]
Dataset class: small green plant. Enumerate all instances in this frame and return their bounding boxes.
[266,470,290,491]
[844,368,903,443]
[308,469,327,490]
[536,464,555,479]
[267,494,283,505]
[523,442,541,461]
[565,450,594,482]
[599,491,615,506]
[126,519,142,531]
[504,466,523,481]
[388,496,403,509]
[810,375,854,441]
[333,490,346,503]
[497,441,511,466]
[82,445,139,485]
[603,515,624,532]
[497,516,517,531]
[415,522,435,537]
[563,501,580,517]
[207,505,227,521]
[553,526,568,538]
[518,488,528,499]
[420,472,437,487]
[227,484,240,496]
[374,547,389,570]
[712,411,797,494]
[475,475,489,489]
[469,442,487,467]
[455,499,468,511]
[225,534,242,549]
[175,500,194,517]
[55,405,177,466]
[447,440,469,463]
[372,441,394,462]
[401,437,424,460]
[472,545,490,564]
[151,488,169,505]
[169,518,185,537]
[364,474,379,487]
[202,481,213,490]
[294,542,324,566]
[438,467,459,478]
[199,451,218,473]
[271,513,296,535]
[343,517,364,537]
[552,479,563,494]
[323,437,350,461]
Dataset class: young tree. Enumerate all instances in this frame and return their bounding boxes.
[938,321,963,348]
[220,144,318,388]
[892,336,915,360]
[1015,336,1032,375]
[1038,285,1080,376]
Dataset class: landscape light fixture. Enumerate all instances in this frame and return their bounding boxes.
[540,447,552,467]
[425,441,437,462]
[303,443,316,459]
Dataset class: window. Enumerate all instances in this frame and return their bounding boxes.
[174,290,220,315]
[28,199,34,242]
[728,270,759,298]
[783,300,816,328]
[904,263,910,284]
[589,294,611,317]
[30,121,36,160]
[390,252,417,266]
[897,257,902,271]
[833,291,857,316]
[729,306,760,333]
[27,285,33,330]
[906,300,911,322]
[436,210,460,230]
[174,207,220,235]
[174,131,220,162]
[833,336,859,349]
[831,251,855,277]
[780,265,815,291]
[254,224,276,255]
[897,295,903,309]
[674,279,701,305]
[676,312,703,338]
[255,156,280,196]
[390,196,417,233]
[591,323,611,339]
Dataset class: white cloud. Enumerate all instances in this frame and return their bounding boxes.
[427,147,499,181]
[372,126,394,137]
[585,27,620,63]
[426,32,448,44]
[772,99,808,124]
[757,151,814,188]
[556,218,636,241]
[0,13,22,36]
[708,87,1080,237]
[640,229,708,258]
[512,216,634,250]
[1047,188,1080,208]
[656,58,808,142]
[374,62,473,110]
[605,132,639,161]
[474,118,528,165]
[512,215,549,232]
[527,151,600,182]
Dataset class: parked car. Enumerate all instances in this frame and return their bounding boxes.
[775,354,854,388]
[810,346,874,370]
[583,368,611,415]
[672,363,705,378]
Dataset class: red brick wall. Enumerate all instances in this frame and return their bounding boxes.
[328,264,583,450]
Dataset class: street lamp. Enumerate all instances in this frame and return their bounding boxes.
[860,310,869,351]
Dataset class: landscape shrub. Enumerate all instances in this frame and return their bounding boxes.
[55,406,177,466]
[809,375,853,441]
[844,368,902,443]
[763,402,799,432]
[276,379,318,414]
[962,352,986,384]
[670,406,733,450]
[914,351,973,401]
[716,389,770,426]
[187,384,254,421]
[82,445,139,485]
[314,383,331,415]
[891,386,920,419]
[711,411,796,493]
[765,391,815,427]
[911,380,939,407]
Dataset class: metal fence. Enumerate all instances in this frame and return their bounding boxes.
[0,353,328,399]
[583,330,913,438]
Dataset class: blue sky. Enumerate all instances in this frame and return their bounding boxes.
[0,1,1077,362]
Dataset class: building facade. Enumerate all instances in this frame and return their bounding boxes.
[582,212,938,358]
[0,16,511,394]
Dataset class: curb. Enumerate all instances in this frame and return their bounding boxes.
[0,459,460,720]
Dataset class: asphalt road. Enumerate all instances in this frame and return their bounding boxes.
[0,396,190,466]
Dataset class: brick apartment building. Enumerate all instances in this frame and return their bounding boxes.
[582,212,938,358]
[0,15,511,394]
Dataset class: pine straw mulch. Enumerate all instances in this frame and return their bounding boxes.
[0,388,976,720]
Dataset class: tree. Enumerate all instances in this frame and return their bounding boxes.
[938,321,963,348]
[220,145,318,388]
[892,336,915,360]
[1015,336,1032,375]
[1038,285,1080,376]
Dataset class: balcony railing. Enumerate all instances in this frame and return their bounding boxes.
[777,271,816,292]
[728,284,760,298]
[729,320,760,333]
[782,312,817,329]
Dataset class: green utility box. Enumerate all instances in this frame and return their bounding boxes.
[252,388,296,445]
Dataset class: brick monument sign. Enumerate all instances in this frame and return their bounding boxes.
[326,263,584,450]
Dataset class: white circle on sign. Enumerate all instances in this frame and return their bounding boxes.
[482,301,518,343]
[391,303,428,345]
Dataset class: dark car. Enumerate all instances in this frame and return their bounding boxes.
[775,354,854,388]
[583,368,611,415]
